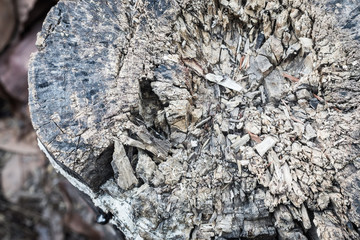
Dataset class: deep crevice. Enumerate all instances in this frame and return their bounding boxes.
[81,144,115,191]
[124,145,139,171]
[139,77,169,139]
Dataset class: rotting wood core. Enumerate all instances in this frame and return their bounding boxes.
[29,0,360,239]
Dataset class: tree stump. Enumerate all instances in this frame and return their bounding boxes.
[29,0,360,239]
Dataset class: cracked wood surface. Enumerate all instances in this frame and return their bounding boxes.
[29,0,360,239]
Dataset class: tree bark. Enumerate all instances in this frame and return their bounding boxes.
[29,0,360,239]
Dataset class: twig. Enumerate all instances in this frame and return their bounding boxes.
[195,116,212,128]
[282,72,300,82]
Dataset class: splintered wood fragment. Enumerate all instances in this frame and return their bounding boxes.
[121,122,170,160]
[268,150,281,176]
[132,125,170,159]
[231,134,250,152]
[291,116,304,124]
[281,100,303,123]
[282,163,292,187]
[254,136,278,157]
[282,72,300,82]
[119,134,167,161]
[243,54,250,70]
[229,118,242,123]
[205,73,243,92]
[136,150,156,183]
[301,204,312,230]
[281,99,291,111]
[237,160,242,175]
[195,116,212,128]
[239,55,245,70]
[111,141,138,190]
[182,58,205,76]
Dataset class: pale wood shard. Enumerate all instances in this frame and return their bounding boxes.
[230,134,250,152]
[111,141,138,190]
[136,150,156,184]
[29,0,360,239]
[205,73,243,92]
[255,136,278,157]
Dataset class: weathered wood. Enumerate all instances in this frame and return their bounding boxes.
[29,0,360,239]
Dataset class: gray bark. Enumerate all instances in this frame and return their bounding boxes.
[29,0,360,239]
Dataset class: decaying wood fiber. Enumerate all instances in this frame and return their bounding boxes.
[29,0,360,239]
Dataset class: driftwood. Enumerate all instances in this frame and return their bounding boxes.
[28,0,360,239]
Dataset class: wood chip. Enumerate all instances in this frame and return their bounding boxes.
[254,136,278,157]
[111,141,138,190]
[205,73,243,92]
